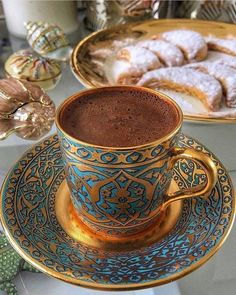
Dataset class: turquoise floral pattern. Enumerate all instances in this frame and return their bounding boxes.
[0,134,234,290]
[58,129,180,235]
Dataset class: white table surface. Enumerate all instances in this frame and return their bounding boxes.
[0,14,236,295]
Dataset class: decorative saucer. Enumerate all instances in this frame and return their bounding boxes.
[0,134,235,290]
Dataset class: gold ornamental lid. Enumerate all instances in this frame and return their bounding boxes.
[4,49,62,90]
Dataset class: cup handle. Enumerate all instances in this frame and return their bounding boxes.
[162,147,218,210]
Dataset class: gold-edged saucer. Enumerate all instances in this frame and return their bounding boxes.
[0,134,235,290]
[56,179,182,252]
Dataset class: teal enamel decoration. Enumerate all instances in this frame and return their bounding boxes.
[57,128,179,236]
[0,133,234,290]
[55,87,218,237]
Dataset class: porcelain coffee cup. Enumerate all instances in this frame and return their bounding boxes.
[56,86,217,237]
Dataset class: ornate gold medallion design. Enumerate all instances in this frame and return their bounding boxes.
[55,179,182,251]
[0,134,235,290]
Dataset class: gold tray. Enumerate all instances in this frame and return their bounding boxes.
[71,19,236,124]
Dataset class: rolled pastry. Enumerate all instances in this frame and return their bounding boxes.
[206,51,236,69]
[158,29,208,62]
[113,45,161,84]
[136,39,184,67]
[206,36,236,56]
[137,67,222,111]
[89,38,135,59]
[186,61,236,108]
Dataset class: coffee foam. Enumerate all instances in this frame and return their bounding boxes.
[60,89,179,147]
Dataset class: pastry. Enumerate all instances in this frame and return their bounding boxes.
[206,36,236,56]
[89,46,113,60]
[117,45,161,66]
[89,38,135,60]
[136,39,184,67]
[158,29,208,62]
[208,108,236,118]
[206,51,236,69]
[186,62,236,108]
[137,67,222,111]
[113,45,161,84]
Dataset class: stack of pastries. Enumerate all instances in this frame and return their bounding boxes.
[90,29,236,113]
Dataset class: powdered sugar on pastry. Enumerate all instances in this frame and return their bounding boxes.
[89,38,135,59]
[117,45,161,70]
[90,48,112,60]
[112,38,135,48]
[112,45,161,84]
[159,30,207,61]
[186,61,236,108]
[108,59,140,85]
[208,107,236,118]
[137,67,222,111]
[206,51,236,69]
[206,36,236,56]
[136,40,184,67]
